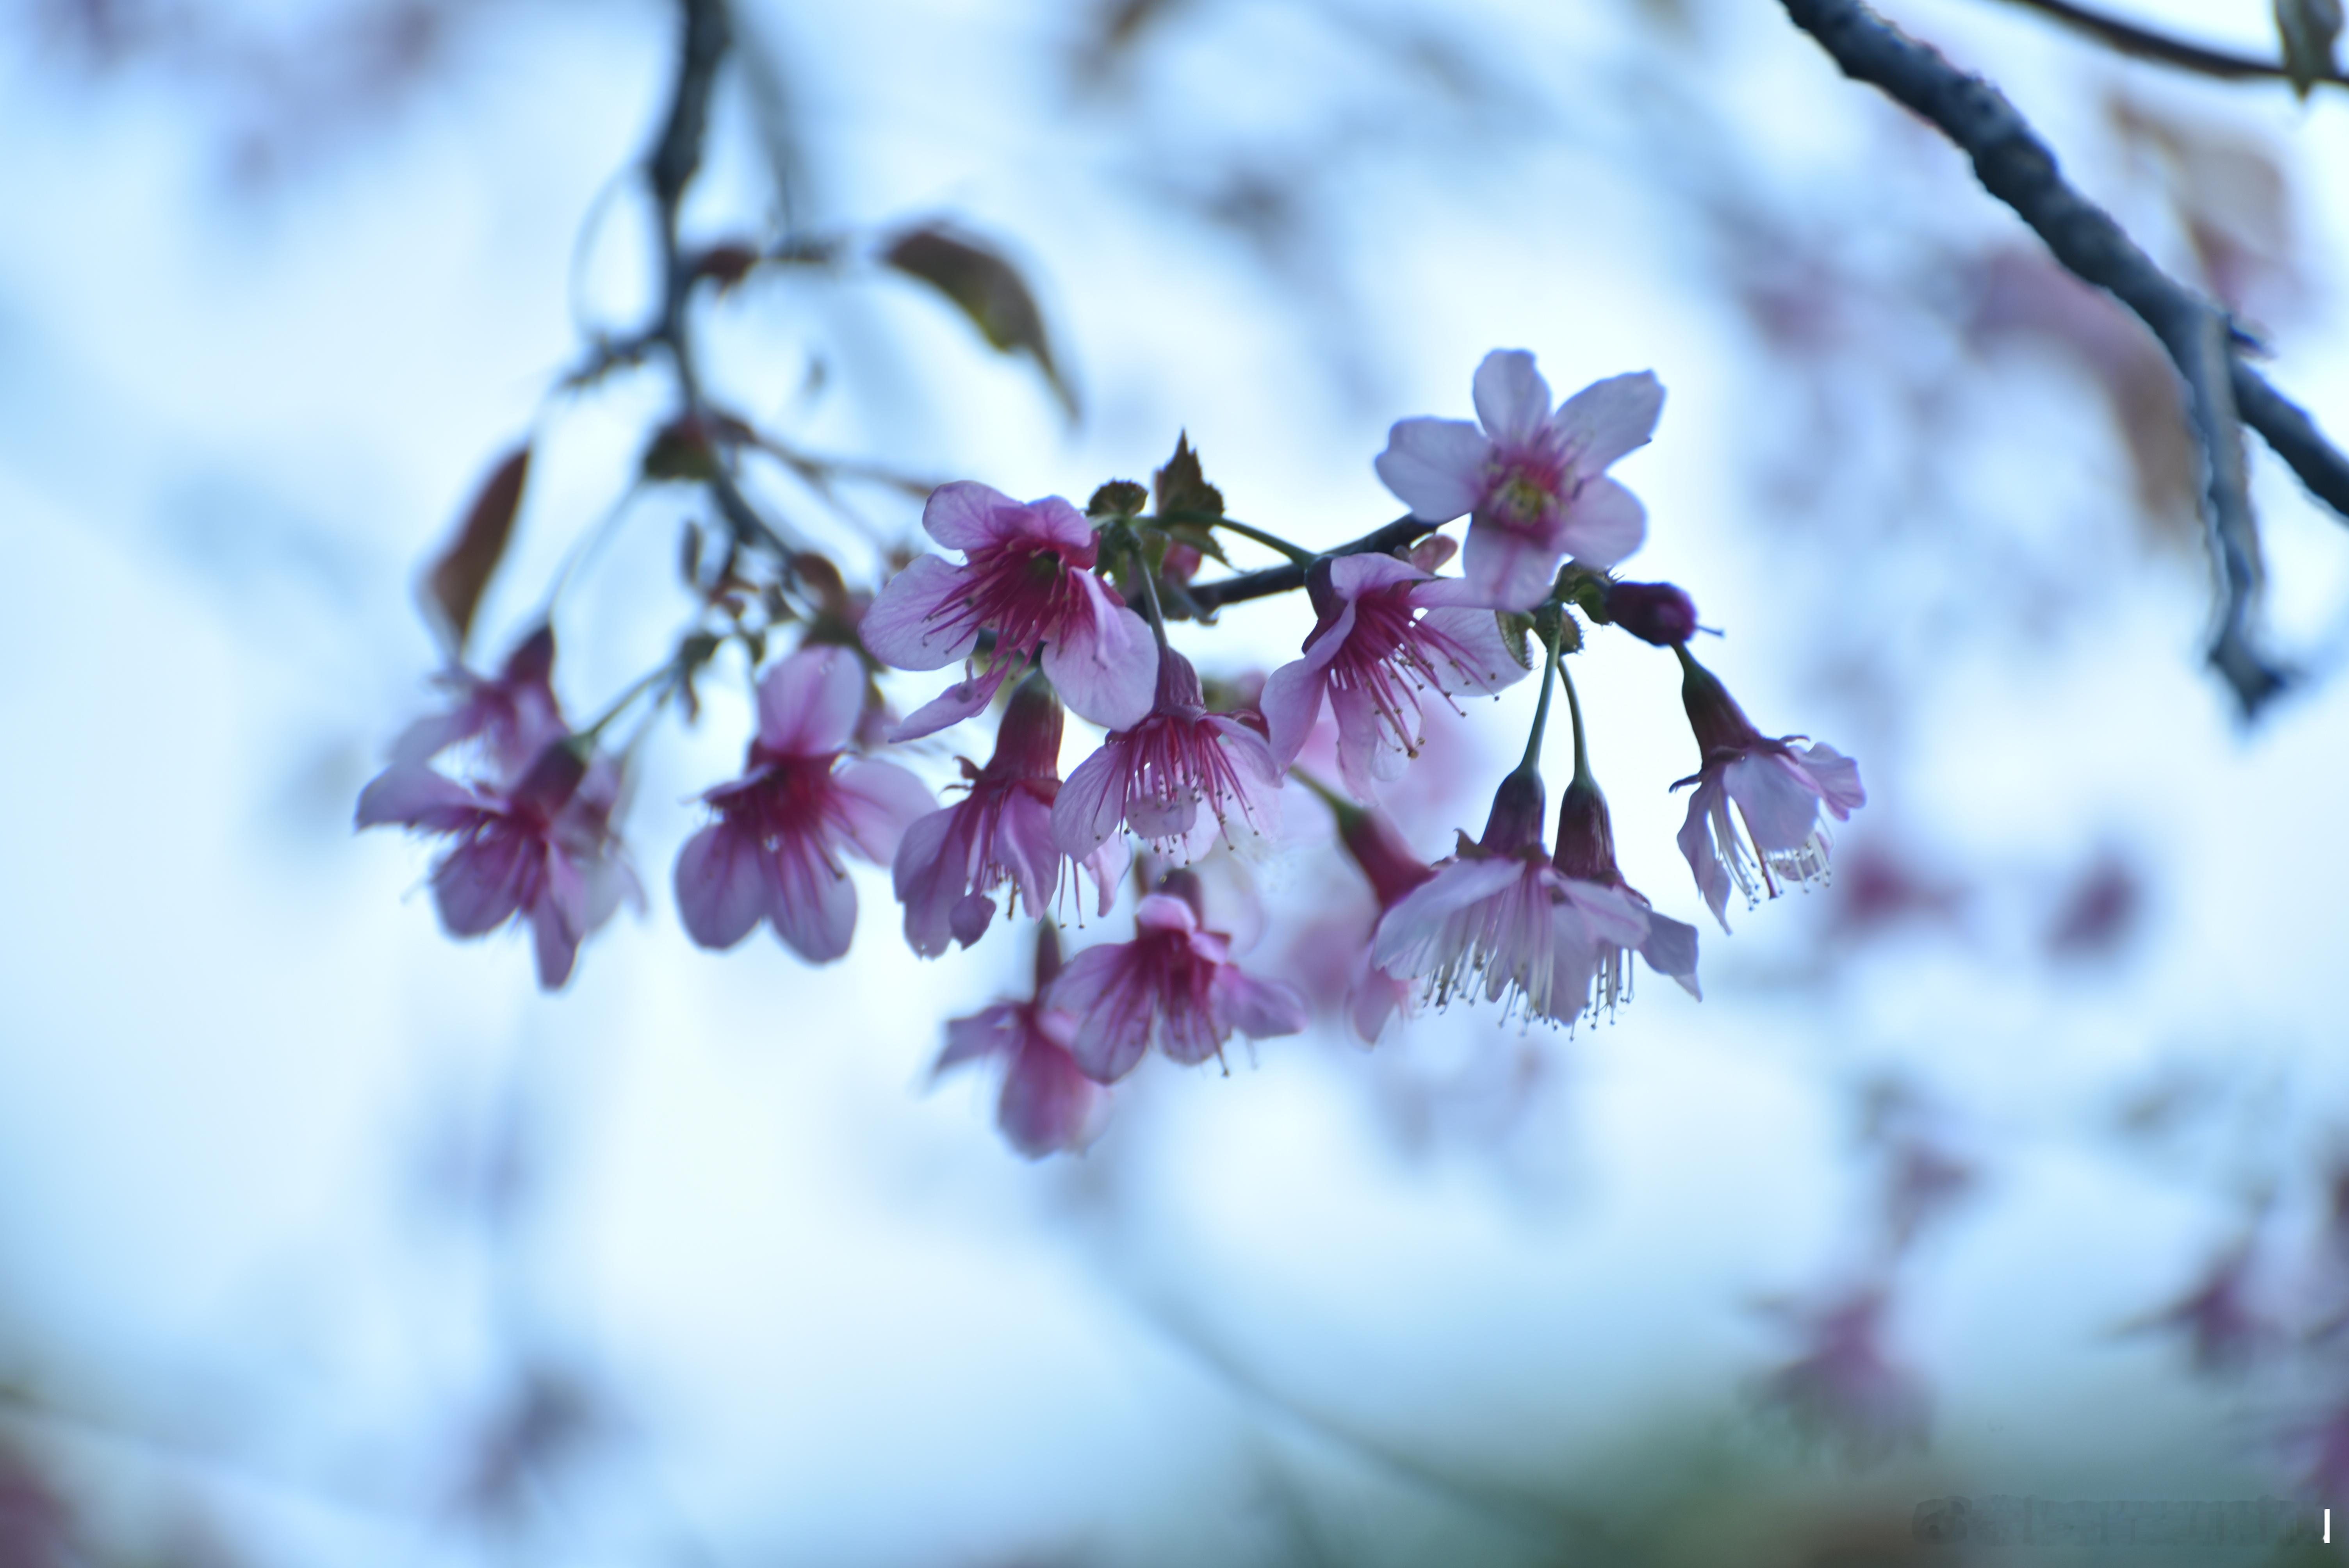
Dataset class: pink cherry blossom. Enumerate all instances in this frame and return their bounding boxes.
[893,675,1126,957]
[1052,648,1283,864]
[1370,769,1649,1026]
[673,645,934,964]
[1259,552,1527,801]
[935,925,1108,1158]
[357,738,639,989]
[394,622,566,778]
[861,481,1158,738]
[1552,773,1702,1010]
[1375,349,1663,612]
[1671,649,1865,930]
[1047,884,1307,1083]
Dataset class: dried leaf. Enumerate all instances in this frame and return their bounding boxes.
[882,223,1077,419]
[2276,0,2342,97]
[1497,611,1535,670]
[1152,431,1224,519]
[1087,480,1148,519]
[422,445,529,659]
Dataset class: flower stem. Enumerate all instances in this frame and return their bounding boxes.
[580,654,686,741]
[1130,537,1172,647]
[1200,515,1317,566]
[1558,658,1593,788]
[1517,618,1563,775]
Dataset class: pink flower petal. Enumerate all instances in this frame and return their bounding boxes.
[433,829,536,937]
[1461,515,1563,613]
[1213,969,1308,1038]
[1374,418,1491,522]
[1041,589,1157,732]
[530,900,582,990]
[1258,656,1332,770]
[768,839,858,963]
[938,1002,1021,1070]
[921,480,1019,551]
[1369,855,1526,975]
[1725,752,1827,854]
[889,664,1010,742]
[860,555,980,672]
[1550,370,1663,474]
[1677,780,1735,930]
[950,892,997,947]
[998,1031,1106,1157]
[892,805,972,959]
[1052,739,1131,859]
[356,764,484,830]
[1639,911,1702,998]
[1049,945,1156,1083]
[674,822,772,950]
[1325,551,1428,599]
[1472,348,1554,443]
[758,645,866,757]
[1797,743,1866,817]
[1556,475,1646,570]
[1414,604,1525,695]
[832,758,936,863]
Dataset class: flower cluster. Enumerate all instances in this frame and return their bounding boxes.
[364,347,1864,1158]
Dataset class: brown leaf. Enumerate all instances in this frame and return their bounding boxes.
[1152,431,1223,519]
[882,223,1077,420]
[422,445,529,660]
[2276,0,2342,97]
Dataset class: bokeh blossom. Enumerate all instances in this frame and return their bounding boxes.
[357,739,638,990]
[1753,1288,1931,1467]
[936,925,1106,1158]
[1048,880,1306,1082]
[394,621,565,775]
[1260,552,1525,801]
[1053,648,1282,863]
[674,645,933,964]
[893,674,1125,956]
[861,481,1157,738]
[1376,349,1663,611]
[1371,768,1648,1026]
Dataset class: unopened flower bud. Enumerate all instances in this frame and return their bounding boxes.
[1677,647,1766,758]
[1552,773,1620,885]
[1604,580,1698,646]
[992,672,1066,780]
[1477,767,1547,856]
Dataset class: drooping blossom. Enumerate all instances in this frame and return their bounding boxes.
[1259,552,1526,800]
[1371,768,1649,1026]
[1052,647,1283,864]
[861,481,1158,738]
[673,645,934,964]
[935,924,1108,1158]
[2122,1235,2275,1376]
[358,738,639,989]
[394,622,565,775]
[1048,877,1307,1083]
[1279,779,1439,1044]
[1671,647,1865,930]
[893,674,1126,957]
[1552,772,1702,1011]
[1753,1288,1931,1468]
[1375,349,1663,612]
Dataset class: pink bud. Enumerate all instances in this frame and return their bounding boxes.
[1603,580,1698,645]
[1551,773,1620,884]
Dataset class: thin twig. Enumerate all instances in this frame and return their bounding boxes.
[1985,0,2346,87]
[1780,0,2295,714]
[1184,515,1437,615]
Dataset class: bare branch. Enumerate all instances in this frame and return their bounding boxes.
[1780,0,2298,715]
[1182,515,1437,615]
[1985,0,2345,88]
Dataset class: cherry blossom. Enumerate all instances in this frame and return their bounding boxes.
[1552,772,1702,1010]
[1052,648,1283,864]
[935,925,1107,1158]
[673,645,933,964]
[861,481,1158,738]
[1375,349,1663,611]
[1753,1289,1930,1467]
[1671,647,1865,929]
[394,622,565,776]
[357,739,638,990]
[893,674,1125,957]
[1259,552,1526,801]
[1371,768,1649,1026]
[1048,881,1306,1083]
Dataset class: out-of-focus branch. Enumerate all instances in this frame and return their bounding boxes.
[1184,515,1436,614]
[1985,0,2346,87]
[1780,0,2302,715]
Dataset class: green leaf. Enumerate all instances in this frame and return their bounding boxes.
[1497,611,1536,671]
[1152,432,1224,519]
[882,224,1078,420]
[421,444,529,659]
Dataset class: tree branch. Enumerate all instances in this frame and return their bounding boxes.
[1183,515,1437,615]
[1985,0,2346,88]
[1780,0,2298,715]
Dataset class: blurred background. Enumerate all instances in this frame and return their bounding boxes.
[2,0,2349,1562]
